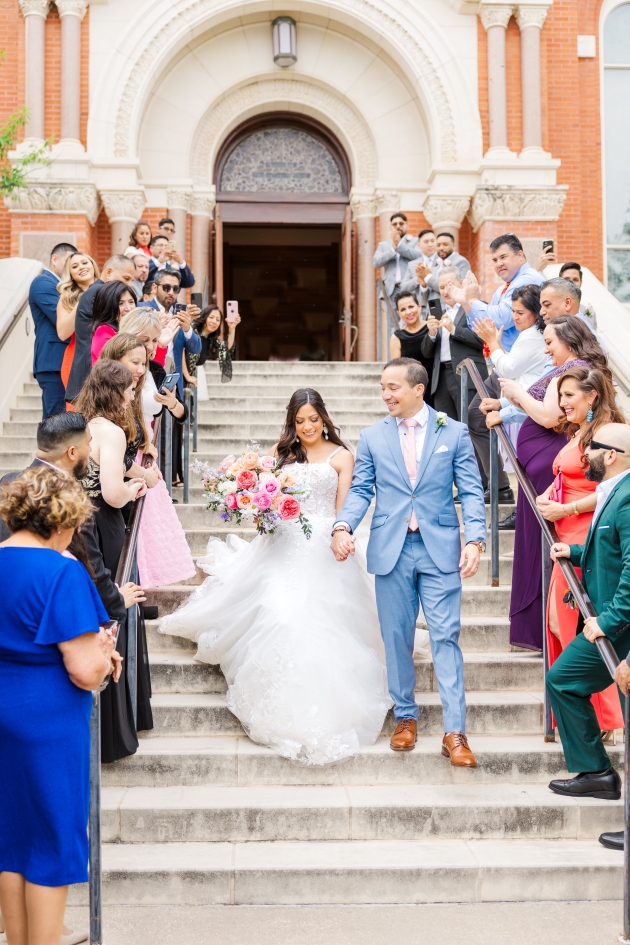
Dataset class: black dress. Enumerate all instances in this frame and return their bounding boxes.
[393,327,434,407]
[149,360,188,485]
[81,457,139,762]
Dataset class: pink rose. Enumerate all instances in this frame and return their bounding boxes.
[252,491,272,511]
[236,469,258,490]
[242,451,260,470]
[278,472,296,488]
[227,462,244,477]
[225,492,238,510]
[236,492,253,510]
[219,454,236,472]
[260,456,276,471]
[261,478,280,498]
[276,495,301,521]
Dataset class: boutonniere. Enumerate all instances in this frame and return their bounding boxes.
[436,412,448,429]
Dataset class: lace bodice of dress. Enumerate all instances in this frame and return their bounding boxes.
[282,448,342,521]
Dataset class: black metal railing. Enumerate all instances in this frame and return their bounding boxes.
[88,414,161,945]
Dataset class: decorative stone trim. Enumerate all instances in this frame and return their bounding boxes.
[55,0,88,18]
[469,185,567,231]
[375,190,401,212]
[515,4,550,30]
[479,4,514,30]
[189,189,216,217]
[423,194,471,228]
[100,189,145,223]
[350,190,381,220]
[112,0,457,164]
[166,187,192,212]
[5,181,100,225]
[18,0,49,17]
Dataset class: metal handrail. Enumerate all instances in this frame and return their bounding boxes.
[183,387,191,503]
[89,413,162,945]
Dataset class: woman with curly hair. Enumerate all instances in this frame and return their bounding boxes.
[75,359,148,761]
[0,467,118,945]
[55,252,100,390]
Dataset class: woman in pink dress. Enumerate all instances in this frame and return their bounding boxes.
[90,282,137,364]
[536,366,625,735]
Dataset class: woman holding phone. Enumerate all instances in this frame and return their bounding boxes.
[188,304,240,388]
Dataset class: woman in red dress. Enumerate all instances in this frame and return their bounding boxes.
[536,366,625,735]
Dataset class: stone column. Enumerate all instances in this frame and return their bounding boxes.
[19,1,49,143]
[189,190,216,296]
[480,4,514,152]
[351,192,378,363]
[516,4,549,154]
[422,195,472,249]
[374,190,400,251]
[166,188,191,259]
[100,191,146,256]
[56,0,87,145]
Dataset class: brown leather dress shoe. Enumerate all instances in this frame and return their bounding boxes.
[442,732,477,767]
[390,718,417,751]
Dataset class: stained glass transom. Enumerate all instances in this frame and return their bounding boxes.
[219,127,344,194]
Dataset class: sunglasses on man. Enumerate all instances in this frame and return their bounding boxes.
[161,284,180,293]
[588,440,626,454]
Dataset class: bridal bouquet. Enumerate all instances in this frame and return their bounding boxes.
[193,443,311,539]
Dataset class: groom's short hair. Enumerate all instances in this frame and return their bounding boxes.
[384,357,428,390]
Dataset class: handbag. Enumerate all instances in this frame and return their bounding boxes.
[549,471,563,504]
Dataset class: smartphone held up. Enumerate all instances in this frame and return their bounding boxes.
[226,300,239,324]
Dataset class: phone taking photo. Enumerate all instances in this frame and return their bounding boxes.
[161,373,180,394]
[428,298,443,320]
[191,292,203,309]
[226,300,239,324]
[542,239,554,255]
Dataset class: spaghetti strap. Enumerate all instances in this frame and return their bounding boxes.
[326,446,344,464]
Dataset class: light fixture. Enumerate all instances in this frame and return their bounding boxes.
[272,16,297,67]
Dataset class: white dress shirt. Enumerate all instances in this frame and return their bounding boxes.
[396,403,430,470]
[593,469,630,524]
[427,303,459,362]
[490,323,547,389]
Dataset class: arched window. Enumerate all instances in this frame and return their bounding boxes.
[603,2,630,300]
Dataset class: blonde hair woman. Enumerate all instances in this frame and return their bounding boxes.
[56,252,99,392]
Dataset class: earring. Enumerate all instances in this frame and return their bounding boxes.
[57,528,61,535]
[587,407,594,422]
[294,434,300,444]
[323,425,329,440]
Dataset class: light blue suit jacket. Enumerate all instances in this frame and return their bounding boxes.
[337,406,486,576]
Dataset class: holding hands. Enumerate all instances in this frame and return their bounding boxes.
[331,528,356,561]
[459,543,481,579]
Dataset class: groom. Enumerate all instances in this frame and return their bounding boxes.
[331,357,486,766]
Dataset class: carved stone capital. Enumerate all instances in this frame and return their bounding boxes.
[18,0,50,17]
[423,194,471,228]
[515,4,550,30]
[350,190,381,220]
[166,187,192,212]
[374,190,401,212]
[479,3,514,30]
[469,185,567,231]
[100,189,145,223]
[189,189,216,218]
[55,0,87,18]
[5,181,100,225]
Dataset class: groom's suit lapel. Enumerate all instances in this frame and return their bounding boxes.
[383,416,411,487]
[416,406,442,486]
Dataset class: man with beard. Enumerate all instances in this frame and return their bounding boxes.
[0,412,143,621]
[547,424,630,831]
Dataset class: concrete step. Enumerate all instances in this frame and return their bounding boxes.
[146,616,515,655]
[193,425,370,441]
[100,782,623,844]
[149,651,543,695]
[67,838,622,905]
[144,691,544,738]
[146,583,512,619]
[195,395,386,410]
[196,409,387,422]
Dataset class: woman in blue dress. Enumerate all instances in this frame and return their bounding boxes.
[0,466,119,945]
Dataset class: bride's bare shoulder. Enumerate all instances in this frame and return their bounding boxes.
[329,446,354,472]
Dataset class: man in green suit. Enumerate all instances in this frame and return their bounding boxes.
[546,423,630,813]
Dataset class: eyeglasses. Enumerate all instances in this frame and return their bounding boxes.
[588,440,626,454]
[160,284,180,293]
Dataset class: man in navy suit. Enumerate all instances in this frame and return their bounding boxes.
[147,233,195,290]
[28,242,77,418]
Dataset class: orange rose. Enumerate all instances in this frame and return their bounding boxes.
[242,451,260,470]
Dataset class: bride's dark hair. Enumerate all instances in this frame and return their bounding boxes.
[276,388,347,468]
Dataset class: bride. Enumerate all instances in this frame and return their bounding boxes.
[160,388,391,765]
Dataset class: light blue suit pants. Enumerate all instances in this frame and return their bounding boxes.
[374,532,466,732]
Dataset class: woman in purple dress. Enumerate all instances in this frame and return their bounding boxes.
[489,316,610,651]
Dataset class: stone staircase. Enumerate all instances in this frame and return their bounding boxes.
[2,362,623,906]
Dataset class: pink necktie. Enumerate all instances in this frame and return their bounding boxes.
[402,418,419,531]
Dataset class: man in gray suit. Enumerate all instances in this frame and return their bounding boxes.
[373,213,422,306]
[402,232,471,316]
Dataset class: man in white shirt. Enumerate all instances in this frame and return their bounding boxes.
[373,213,422,305]
[540,277,606,349]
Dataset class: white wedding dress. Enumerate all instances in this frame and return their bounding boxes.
[160,448,392,765]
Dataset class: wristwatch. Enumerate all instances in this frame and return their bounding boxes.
[466,540,486,553]
[331,524,350,537]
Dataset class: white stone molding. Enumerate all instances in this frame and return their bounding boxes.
[349,189,381,220]
[374,190,401,212]
[423,194,471,228]
[55,0,87,18]
[515,4,551,30]
[189,188,216,217]
[479,4,514,30]
[468,185,567,231]
[166,187,192,212]
[110,0,457,165]
[5,181,100,225]
[18,0,49,17]
[100,189,145,223]
[191,78,377,191]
